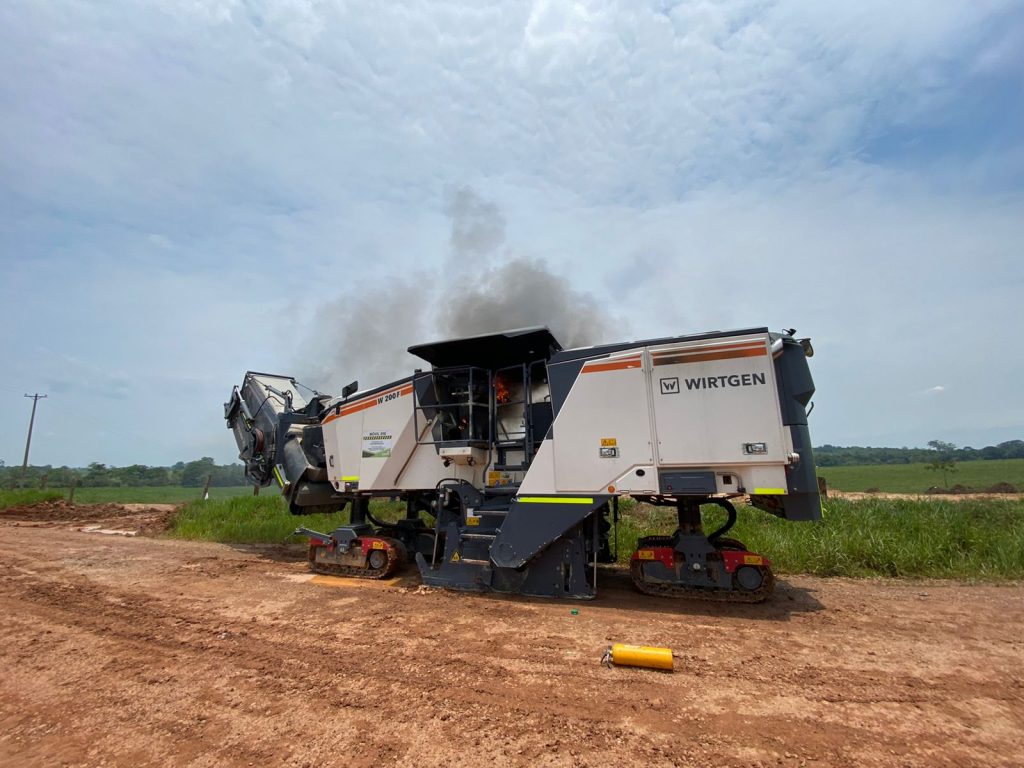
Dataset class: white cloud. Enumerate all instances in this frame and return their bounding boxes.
[0,0,1021,464]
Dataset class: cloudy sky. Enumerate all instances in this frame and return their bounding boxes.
[1,0,1022,467]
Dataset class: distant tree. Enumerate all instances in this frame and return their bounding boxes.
[926,440,958,487]
[181,457,216,487]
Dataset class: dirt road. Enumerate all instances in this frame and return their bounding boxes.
[1,504,1022,767]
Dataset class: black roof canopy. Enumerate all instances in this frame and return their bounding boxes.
[408,327,562,370]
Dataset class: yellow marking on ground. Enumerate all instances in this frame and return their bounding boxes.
[309,575,403,590]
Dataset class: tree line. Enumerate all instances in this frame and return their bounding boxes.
[0,458,246,488]
[815,440,1024,467]
[2,440,1021,487]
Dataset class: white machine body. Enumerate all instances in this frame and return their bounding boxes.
[321,330,793,502]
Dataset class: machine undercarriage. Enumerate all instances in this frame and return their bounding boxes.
[299,495,776,602]
[629,499,775,602]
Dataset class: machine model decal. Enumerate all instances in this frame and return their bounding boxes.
[321,384,414,425]
[361,430,393,458]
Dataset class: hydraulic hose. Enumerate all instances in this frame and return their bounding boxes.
[706,499,738,543]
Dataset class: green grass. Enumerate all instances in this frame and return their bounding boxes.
[167,496,408,544]
[166,493,1024,580]
[819,458,1024,493]
[616,497,1024,579]
[0,489,65,509]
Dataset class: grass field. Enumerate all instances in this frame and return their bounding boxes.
[167,495,405,544]
[818,458,1024,493]
[0,486,255,506]
[616,497,1024,579]
[6,463,1023,580]
[165,494,1024,580]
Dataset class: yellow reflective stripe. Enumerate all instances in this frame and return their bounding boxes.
[517,496,594,505]
[341,475,360,482]
[753,487,786,495]
[273,467,285,487]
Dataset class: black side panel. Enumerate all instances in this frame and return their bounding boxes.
[547,359,586,418]
[529,402,554,443]
[767,339,821,521]
[490,496,610,569]
[773,338,814,426]
[782,424,821,521]
[658,471,717,494]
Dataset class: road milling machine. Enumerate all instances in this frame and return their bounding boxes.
[225,327,820,602]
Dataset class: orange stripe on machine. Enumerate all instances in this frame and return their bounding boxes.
[581,357,642,374]
[652,341,767,366]
[322,384,414,425]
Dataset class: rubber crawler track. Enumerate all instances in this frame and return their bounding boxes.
[630,535,775,604]
[308,538,405,580]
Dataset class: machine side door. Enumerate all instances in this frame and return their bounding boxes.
[648,334,787,467]
[552,350,655,493]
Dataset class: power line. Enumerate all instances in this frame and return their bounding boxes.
[20,393,47,487]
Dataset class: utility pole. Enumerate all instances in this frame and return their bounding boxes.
[20,393,47,488]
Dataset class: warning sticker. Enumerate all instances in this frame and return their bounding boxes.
[450,551,461,563]
[600,437,617,447]
[371,541,386,550]
[637,550,655,560]
[743,555,764,565]
[362,430,393,458]
[487,470,514,487]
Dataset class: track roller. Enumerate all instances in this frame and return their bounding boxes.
[297,525,406,580]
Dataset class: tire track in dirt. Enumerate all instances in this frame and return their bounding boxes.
[1,511,1022,767]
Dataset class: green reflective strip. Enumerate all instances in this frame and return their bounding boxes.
[753,487,786,495]
[273,467,285,487]
[517,496,594,505]
[341,475,360,482]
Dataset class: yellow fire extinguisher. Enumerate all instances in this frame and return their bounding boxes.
[602,643,674,671]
